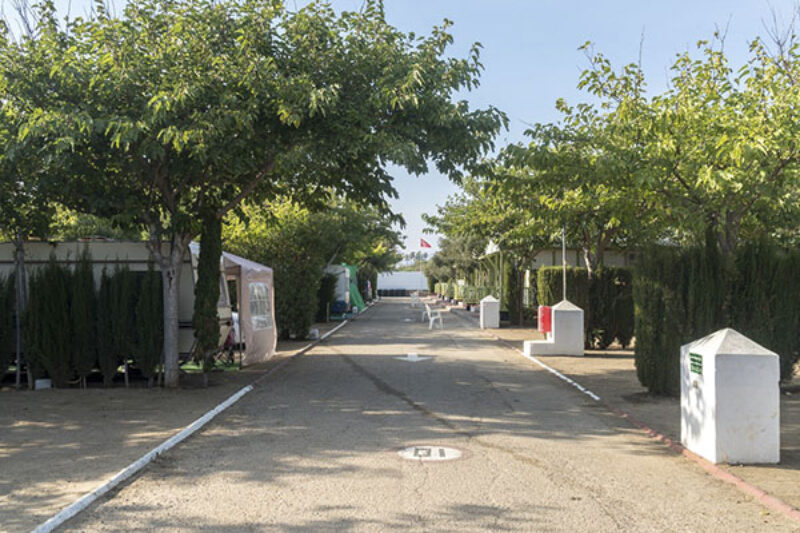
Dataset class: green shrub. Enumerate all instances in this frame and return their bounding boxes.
[96,269,117,386]
[444,281,455,299]
[505,262,524,326]
[633,247,689,395]
[24,256,73,387]
[0,273,15,373]
[135,263,163,385]
[634,239,800,395]
[111,267,137,373]
[730,241,800,381]
[536,266,590,310]
[96,267,136,386]
[590,267,634,349]
[71,248,97,382]
[193,215,223,372]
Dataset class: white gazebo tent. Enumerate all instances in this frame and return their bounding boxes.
[223,251,277,366]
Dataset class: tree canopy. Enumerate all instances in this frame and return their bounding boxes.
[3,0,505,385]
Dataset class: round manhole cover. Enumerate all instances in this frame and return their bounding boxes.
[398,445,463,462]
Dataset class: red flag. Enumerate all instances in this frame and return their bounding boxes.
[420,238,431,248]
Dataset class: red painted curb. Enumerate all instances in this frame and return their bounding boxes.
[606,403,800,524]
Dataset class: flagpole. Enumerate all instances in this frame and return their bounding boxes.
[562,226,567,302]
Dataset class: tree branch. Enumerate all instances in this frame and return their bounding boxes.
[216,160,276,218]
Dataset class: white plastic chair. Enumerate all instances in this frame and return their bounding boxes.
[410,291,421,308]
[424,303,443,330]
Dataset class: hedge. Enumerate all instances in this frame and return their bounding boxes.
[537,266,634,349]
[18,254,165,388]
[135,263,163,385]
[536,266,591,311]
[71,249,97,383]
[24,256,73,386]
[590,267,634,349]
[0,273,15,374]
[634,241,800,395]
[193,215,223,372]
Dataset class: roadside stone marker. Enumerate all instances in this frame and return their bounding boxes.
[398,445,462,462]
[681,327,780,464]
[479,295,500,329]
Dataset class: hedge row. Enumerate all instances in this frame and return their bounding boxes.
[0,273,15,372]
[536,266,633,349]
[634,241,800,395]
[19,253,163,387]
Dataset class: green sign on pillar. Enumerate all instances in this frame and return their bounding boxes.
[689,352,703,375]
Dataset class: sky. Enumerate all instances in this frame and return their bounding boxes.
[3,0,797,253]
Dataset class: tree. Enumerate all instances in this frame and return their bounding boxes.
[578,38,800,258]
[96,270,116,386]
[488,98,656,278]
[24,256,72,387]
[71,247,97,386]
[423,234,486,284]
[15,0,505,386]
[193,214,223,378]
[135,263,163,387]
[0,4,60,387]
[224,195,404,338]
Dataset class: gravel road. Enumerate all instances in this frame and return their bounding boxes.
[63,300,797,532]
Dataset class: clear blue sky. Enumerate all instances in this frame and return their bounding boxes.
[4,0,797,253]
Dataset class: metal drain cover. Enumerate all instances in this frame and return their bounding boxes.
[398,445,463,462]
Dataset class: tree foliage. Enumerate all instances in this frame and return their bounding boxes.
[193,214,223,372]
[135,263,163,385]
[6,0,504,386]
[224,196,403,338]
[71,247,97,382]
[24,256,72,386]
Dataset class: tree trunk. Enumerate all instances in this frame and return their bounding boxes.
[152,236,188,388]
[13,234,28,390]
[582,247,598,279]
[717,211,741,261]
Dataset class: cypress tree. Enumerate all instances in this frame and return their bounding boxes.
[96,269,118,386]
[772,249,800,380]
[193,214,223,376]
[0,273,14,373]
[25,256,73,387]
[111,266,136,384]
[135,263,163,386]
[71,248,97,385]
[633,247,684,395]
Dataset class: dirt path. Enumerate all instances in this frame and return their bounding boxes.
[0,323,338,533]
[62,300,796,531]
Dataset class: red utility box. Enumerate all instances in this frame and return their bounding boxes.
[538,305,552,334]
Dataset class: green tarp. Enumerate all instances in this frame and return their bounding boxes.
[345,264,365,312]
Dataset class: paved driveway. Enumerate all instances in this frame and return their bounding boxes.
[64,300,795,531]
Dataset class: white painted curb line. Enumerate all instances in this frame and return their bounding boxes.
[31,384,253,533]
[518,350,601,402]
[449,305,602,403]
[30,308,368,533]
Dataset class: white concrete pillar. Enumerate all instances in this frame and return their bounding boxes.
[680,328,780,464]
[479,295,500,329]
[523,300,584,356]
